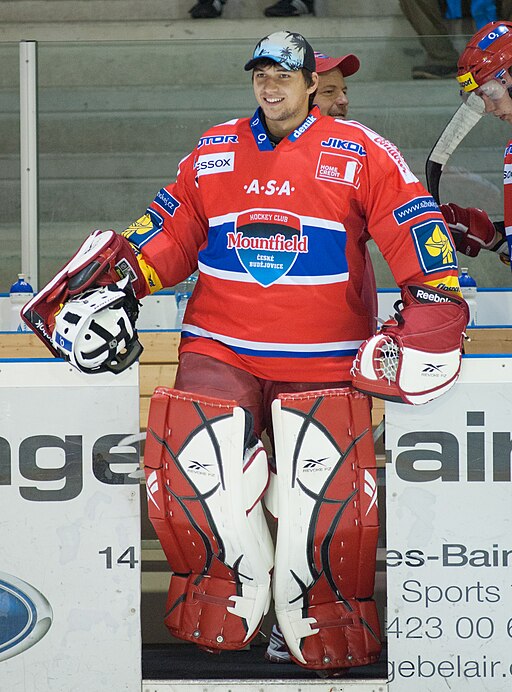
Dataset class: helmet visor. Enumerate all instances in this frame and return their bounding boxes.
[460,71,512,104]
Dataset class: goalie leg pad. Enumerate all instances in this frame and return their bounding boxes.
[144,387,273,651]
[271,388,381,670]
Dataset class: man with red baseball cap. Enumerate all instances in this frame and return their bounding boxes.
[314,51,361,118]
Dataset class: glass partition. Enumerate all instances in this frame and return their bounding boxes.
[2,34,511,290]
[0,42,21,293]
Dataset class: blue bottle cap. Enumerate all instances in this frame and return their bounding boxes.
[10,274,33,293]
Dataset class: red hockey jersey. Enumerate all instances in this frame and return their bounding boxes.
[502,139,512,260]
[123,106,460,382]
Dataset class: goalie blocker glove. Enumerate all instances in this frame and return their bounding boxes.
[440,202,508,258]
[351,284,469,405]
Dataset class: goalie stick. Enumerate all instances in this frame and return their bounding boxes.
[425,92,485,205]
[426,92,507,245]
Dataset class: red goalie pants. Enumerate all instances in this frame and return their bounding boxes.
[174,351,349,443]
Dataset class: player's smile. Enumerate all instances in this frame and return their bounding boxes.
[252,63,318,137]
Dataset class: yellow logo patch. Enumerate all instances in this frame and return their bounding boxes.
[457,71,478,92]
[425,224,454,265]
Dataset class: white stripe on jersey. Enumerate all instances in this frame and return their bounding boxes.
[182,323,363,354]
[198,260,349,285]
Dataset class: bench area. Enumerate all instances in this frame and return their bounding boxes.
[1,327,510,642]
[2,327,509,429]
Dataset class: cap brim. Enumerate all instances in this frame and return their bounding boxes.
[245,58,263,71]
[315,53,360,77]
[244,57,304,71]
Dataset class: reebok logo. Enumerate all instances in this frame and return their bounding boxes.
[302,457,328,471]
[416,289,451,303]
[188,460,214,474]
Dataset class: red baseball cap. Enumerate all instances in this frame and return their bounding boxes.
[314,50,360,77]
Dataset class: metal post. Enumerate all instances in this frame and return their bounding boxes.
[19,40,39,290]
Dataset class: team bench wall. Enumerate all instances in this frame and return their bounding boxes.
[1,328,509,643]
[1,328,510,429]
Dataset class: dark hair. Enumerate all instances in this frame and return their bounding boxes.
[251,59,313,81]
[302,68,317,108]
[251,60,317,103]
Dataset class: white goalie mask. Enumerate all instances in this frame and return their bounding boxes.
[52,278,143,374]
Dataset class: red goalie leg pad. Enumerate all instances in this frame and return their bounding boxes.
[272,388,382,670]
[164,572,259,650]
[144,387,273,651]
[291,596,381,670]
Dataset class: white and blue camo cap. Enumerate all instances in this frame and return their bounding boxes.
[244,30,316,72]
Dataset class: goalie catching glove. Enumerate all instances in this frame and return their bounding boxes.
[21,230,148,371]
[351,284,469,405]
[51,277,142,374]
[440,203,508,259]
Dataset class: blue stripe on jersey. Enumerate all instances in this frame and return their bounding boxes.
[226,345,359,358]
[199,219,348,281]
[182,325,361,358]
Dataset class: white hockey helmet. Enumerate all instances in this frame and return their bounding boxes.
[52,278,143,374]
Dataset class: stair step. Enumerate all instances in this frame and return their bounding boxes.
[0,0,402,24]
[2,104,508,154]
[1,81,466,113]
[0,14,414,44]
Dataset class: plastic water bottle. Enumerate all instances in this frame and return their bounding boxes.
[9,274,34,332]
[459,268,477,326]
[174,274,197,329]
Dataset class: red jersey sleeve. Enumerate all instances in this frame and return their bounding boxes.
[361,130,461,294]
[121,151,208,291]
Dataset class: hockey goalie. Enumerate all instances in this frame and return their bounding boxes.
[20,29,470,675]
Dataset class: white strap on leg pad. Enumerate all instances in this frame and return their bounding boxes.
[144,387,273,650]
[271,388,382,670]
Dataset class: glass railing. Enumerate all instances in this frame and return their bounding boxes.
[1,42,21,294]
[2,35,511,291]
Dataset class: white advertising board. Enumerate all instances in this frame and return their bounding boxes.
[1,289,512,333]
[0,361,141,691]
[386,356,512,691]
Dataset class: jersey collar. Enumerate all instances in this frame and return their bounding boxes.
[250,106,321,151]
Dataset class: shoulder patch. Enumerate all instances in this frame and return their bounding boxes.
[410,219,457,273]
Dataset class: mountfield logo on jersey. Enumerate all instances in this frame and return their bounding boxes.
[197,134,238,148]
[194,152,235,177]
[321,138,367,156]
[227,231,308,253]
[229,210,306,286]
